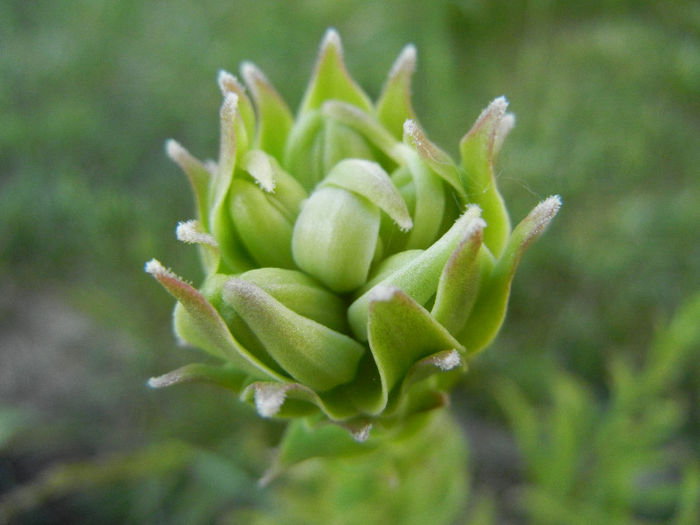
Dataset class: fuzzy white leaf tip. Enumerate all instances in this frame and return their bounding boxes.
[403,119,419,140]
[254,384,287,418]
[147,371,181,389]
[389,44,416,78]
[432,350,461,371]
[217,69,245,96]
[321,27,342,54]
[351,423,372,443]
[494,112,516,153]
[165,139,187,163]
[144,258,176,279]
[176,220,218,247]
[240,61,270,92]
[528,195,562,238]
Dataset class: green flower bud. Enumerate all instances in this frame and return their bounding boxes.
[147,29,560,446]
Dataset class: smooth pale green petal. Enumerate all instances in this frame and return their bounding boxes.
[144,259,286,382]
[403,120,465,198]
[292,186,380,293]
[321,101,406,163]
[376,44,417,139]
[237,268,349,333]
[404,151,445,249]
[431,219,488,335]
[241,62,294,160]
[217,69,256,145]
[348,206,483,341]
[240,381,359,421]
[148,363,250,393]
[229,179,295,269]
[349,287,463,415]
[459,96,511,257]
[322,159,412,231]
[223,279,366,392]
[299,29,372,114]
[165,140,211,230]
[458,196,561,354]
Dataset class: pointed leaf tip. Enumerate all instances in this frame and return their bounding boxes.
[148,371,182,389]
[145,258,177,280]
[175,220,218,247]
[240,61,266,89]
[350,423,372,442]
[254,383,288,417]
[321,27,342,53]
[217,69,244,96]
[430,349,462,371]
[523,195,561,243]
[390,44,416,78]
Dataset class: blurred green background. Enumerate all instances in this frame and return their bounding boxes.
[1,1,698,523]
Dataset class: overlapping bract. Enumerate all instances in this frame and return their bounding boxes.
[147,29,560,439]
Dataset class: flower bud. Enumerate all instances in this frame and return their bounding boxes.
[148,29,560,444]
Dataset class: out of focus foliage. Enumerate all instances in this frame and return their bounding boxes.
[1,0,698,523]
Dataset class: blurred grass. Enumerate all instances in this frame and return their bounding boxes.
[1,0,698,523]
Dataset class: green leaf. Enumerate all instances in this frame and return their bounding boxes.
[241,62,294,161]
[459,97,511,257]
[240,381,358,421]
[292,186,380,293]
[223,279,366,392]
[165,140,211,230]
[431,219,487,335]
[262,418,376,485]
[321,101,405,163]
[457,196,561,354]
[299,29,372,115]
[349,287,462,415]
[209,93,255,273]
[144,259,285,382]
[404,120,465,198]
[348,206,483,340]
[403,151,446,249]
[376,44,417,139]
[147,362,249,392]
[218,69,256,147]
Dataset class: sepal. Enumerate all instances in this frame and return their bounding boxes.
[299,28,373,114]
[348,205,484,340]
[241,62,294,160]
[222,278,366,392]
[376,44,417,139]
[144,259,285,381]
[459,96,511,257]
[457,196,561,354]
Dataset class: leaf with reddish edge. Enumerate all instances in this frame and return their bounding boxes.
[145,259,286,382]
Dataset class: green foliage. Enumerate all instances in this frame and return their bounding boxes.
[497,292,700,524]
